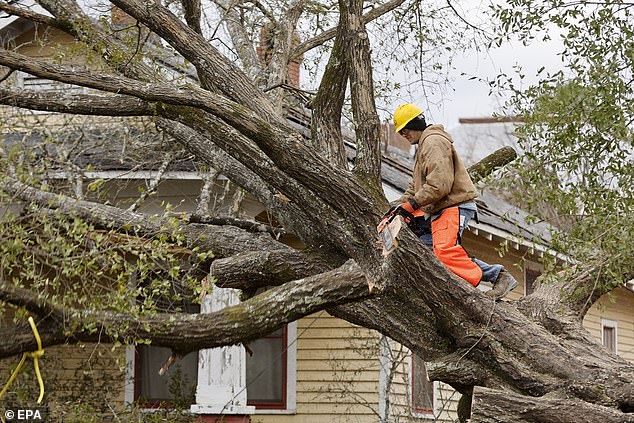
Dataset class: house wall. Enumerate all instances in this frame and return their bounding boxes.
[255,312,381,423]
[583,287,634,363]
[0,343,125,419]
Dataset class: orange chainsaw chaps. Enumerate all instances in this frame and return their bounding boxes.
[431,207,482,286]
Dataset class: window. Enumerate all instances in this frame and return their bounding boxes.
[16,71,87,93]
[524,263,543,296]
[132,323,296,412]
[602,319,618,354]
[246,326,287,409]
[135,346,198,408]
[411,353,435,416]
[134,302,200,408]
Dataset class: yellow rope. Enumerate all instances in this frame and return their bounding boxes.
[0,316,45,404]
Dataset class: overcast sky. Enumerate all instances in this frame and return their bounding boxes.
[421,37,566,130]
[369,0,568,131]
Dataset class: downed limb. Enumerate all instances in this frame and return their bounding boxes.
[0,178,290,258]
[471,386,634,423]
[0,261,369,358]
[211,249,333,289]
[0,87,155,116]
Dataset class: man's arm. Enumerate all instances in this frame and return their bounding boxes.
[392,181,416,205]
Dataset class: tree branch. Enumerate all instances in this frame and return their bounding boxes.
[469,146,518,183]
[0,49,276,137]
[127,151,175,212]
[210,0,261,78]
[211,249,332,289]
[424,351,508,395]
[0,178,289,259]
[291,0,406,60]
[342,0,382,188]
[260,0,306,110]
[0,1,61,28]
[156,116,358,254]
[310,9,349,168]
[36,0,158,80]
[0,283,62,319]
[0,87,155,116]
[155,118,281,207]
[181,0,203,35]
[0,261,370,358]
[109,0,277,118]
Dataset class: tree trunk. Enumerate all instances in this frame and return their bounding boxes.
[0,1,633,421]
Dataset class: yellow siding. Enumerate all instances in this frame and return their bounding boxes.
[386,352,460,422]
[583,287,634,363]
[256,312,381,423]
[0,343,126,419]
[383,338,412,420]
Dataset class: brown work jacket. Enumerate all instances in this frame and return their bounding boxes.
[397,124,477,214]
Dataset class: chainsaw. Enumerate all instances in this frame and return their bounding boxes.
[377,205,418,256]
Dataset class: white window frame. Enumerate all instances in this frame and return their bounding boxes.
[409,352,438,420]
[601,319,618,355]
[124,345,136,405]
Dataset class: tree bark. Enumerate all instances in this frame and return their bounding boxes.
[0,261,369,357]
[2,1,633,421]
[342,0,382,189]
[310,22,349,168]
[471,386,634,422]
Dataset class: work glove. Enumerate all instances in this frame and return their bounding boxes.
[400,198,419,214]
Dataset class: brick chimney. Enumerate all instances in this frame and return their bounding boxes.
[257,25,303,88]
[381,121,411,153]
[112,7,136,27]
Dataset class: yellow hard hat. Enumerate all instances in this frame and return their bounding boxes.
[394,104,424,133]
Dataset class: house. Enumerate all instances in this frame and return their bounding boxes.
[1,5,633,423]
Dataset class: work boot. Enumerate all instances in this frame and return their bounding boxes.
[486,270,518,300]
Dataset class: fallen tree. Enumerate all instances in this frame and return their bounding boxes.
[0,0,633,421]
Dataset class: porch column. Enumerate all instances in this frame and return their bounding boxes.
[190,286,255,422]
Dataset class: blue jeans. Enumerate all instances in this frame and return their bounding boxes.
[419,208,503,283]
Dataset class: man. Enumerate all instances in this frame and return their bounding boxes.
[391,103,517,300]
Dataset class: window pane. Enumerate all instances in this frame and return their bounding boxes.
[246,329,286,406]
[603,326,616,353]
[412,354,434,412]
[525,268,542,295]
[137,346,198,407]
